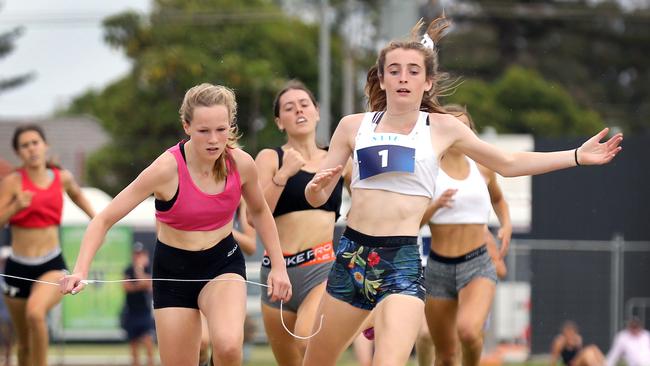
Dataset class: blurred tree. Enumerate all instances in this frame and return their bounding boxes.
[65,0,344,195]
[0,27,34,94]
[445,66,605,136]
[437,0,650,134]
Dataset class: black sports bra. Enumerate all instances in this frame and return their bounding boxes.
[560,344,580,365]
[154,141,187,212]
[272,147,343,221]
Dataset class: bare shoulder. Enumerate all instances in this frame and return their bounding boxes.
[146,150,178,181]
[0,171,21,190]
[333,113,366,150]
[230,148,255,175]
[428,112,462,131]
[254,148,280,169]
[57,169,79,192]
[57,168,75,185]
[338,113,365,132]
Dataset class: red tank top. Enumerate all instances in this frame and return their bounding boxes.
[155,143,242,231]
[9,168,63,228]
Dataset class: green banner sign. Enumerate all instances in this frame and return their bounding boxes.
[58,225,131,339]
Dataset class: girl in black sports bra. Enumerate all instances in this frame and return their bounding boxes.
[254,80,350,366]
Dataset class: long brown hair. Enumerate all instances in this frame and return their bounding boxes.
[179,83,240,183]
[365,17,455,113]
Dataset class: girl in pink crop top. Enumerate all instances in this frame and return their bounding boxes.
[155,141,241,231]
[60,83,291,366]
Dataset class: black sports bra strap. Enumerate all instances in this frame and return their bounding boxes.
[179,140,187,162]
[273,147,284,168]
[372,111,385,124]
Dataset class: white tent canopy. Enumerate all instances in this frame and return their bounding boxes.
[62,187,156,230]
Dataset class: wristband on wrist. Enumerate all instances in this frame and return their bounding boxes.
[574,148,581,167]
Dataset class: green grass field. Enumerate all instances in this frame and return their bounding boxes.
[36,343,547,366]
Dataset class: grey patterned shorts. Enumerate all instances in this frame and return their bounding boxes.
[423,245,497,299]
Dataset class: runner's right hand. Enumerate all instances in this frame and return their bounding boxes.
[59,272,87,295]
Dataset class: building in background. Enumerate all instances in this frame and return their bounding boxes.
[0,116,109,184]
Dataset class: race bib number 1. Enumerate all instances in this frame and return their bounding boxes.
[357,145,415,179]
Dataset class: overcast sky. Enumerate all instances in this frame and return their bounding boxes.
[1,0,646,119]
[0,0,151,118]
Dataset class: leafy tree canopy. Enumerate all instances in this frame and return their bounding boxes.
[445,66,604,136]
[66,0,343,195]
[439,0,650,134]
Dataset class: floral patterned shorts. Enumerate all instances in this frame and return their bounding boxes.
[326,227,425,310]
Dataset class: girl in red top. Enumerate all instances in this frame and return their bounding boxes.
[60,83,291,366]
[0,124,95,366]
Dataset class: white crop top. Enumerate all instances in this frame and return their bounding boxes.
[430,157,491,224]
[351,111,438,198]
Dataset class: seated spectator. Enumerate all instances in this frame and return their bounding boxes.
[606,317,650,366]
[551,320,605,366]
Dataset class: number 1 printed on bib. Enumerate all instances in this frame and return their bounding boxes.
[357,145,416,179]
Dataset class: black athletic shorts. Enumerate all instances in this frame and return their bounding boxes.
[152,234,246,309]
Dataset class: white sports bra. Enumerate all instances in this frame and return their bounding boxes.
[430,157,491,224]
[351,111,438,198]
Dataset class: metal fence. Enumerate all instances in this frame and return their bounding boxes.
[502,236,650,354]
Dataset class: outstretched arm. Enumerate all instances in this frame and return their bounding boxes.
[60,153,173,295]
[439,114,623,177]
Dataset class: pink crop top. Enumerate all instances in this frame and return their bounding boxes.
[155,142,242,231]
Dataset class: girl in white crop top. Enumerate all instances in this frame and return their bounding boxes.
[419,105,511,366]
[303,16,622,366]
[429,156,492,225]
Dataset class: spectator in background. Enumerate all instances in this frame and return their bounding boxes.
[606,317,650,366]
[121,241,155,366]
[550,320,605,366]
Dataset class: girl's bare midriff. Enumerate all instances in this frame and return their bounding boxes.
[275,209,336,254]
[347,188,430,237]
[429,223,485,257]
[156,220,235,251]
[10,226,60,257]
